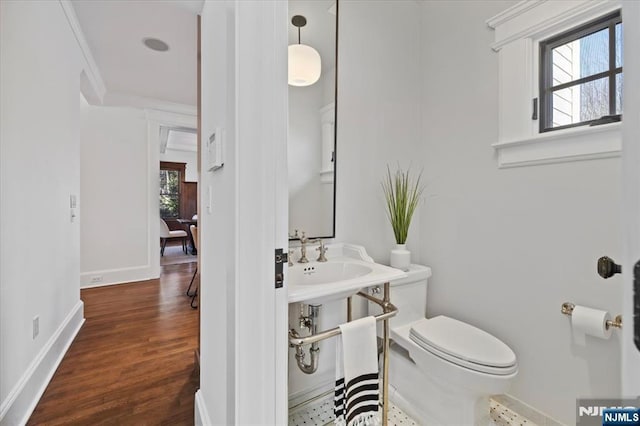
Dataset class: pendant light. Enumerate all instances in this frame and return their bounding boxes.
[288,15,321,87]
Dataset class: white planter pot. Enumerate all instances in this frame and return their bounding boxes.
[390,244,411,271]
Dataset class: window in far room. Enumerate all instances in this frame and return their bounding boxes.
[539,11,622,132]
[160,162,184,219]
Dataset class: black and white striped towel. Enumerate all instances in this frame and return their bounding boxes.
[334,316,381,426]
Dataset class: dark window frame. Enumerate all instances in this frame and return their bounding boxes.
[160,161,185,219]
[539,10,622,133]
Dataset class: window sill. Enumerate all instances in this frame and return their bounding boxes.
[492,122,621,168]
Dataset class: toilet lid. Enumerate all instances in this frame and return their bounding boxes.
[410,316,517,375]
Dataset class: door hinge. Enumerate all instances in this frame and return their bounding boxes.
[275,248,288,289]
[532,98,538,120]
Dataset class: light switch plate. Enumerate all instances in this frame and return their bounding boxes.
[207,128,224,171]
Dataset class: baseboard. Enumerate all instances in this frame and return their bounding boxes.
[80,265,158,288]
[387,385,425,425]
[491,394,566,426]
[288,372,334,408]
[0,300,85,426]
[194,390,212,426]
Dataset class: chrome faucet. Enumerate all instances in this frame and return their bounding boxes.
[298,231,314,263]
[292,230,327,263]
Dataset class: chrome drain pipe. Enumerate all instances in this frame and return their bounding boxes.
[291,304,320,374]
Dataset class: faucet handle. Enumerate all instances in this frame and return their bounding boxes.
[316,240,328,262]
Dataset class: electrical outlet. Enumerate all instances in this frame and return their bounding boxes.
[33,316,39,339]
[90,275,103,284]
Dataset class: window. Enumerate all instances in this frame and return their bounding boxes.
[160,162,184,218]
[539,11,622,132]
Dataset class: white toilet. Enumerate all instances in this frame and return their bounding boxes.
[369,265,518,425]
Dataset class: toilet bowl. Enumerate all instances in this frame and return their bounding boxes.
[369,265,518,425]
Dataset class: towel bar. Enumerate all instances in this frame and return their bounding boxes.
[288,284,396,426]
[288,294,397,346]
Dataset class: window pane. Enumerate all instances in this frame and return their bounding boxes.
[551,77,609,127]
[160,195,180,217]
[160,170,180,195]
[616,23,623,68]
[159,169,180,218]
[552,28,609,86]
[616,72,623,115]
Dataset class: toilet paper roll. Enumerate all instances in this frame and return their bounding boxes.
[571,305,612,345]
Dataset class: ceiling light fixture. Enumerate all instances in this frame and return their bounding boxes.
[288,15,321,87]
[143,37,170,52]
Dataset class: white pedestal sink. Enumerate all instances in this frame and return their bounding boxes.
[287,243,407,304]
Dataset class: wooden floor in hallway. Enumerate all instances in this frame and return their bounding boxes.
[28,262,200,426]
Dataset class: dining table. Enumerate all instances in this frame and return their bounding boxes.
[176,218,198,255]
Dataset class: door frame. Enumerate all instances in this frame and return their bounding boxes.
[621,0,640,394]
[196,0,288,423]
[145,109,197,279]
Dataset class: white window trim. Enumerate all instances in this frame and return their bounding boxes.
[487,0,622,168]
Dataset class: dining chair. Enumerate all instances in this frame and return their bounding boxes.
[186,225,199,309]
[160,218,188,256]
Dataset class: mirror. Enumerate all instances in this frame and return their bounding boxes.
[288,0,337,240]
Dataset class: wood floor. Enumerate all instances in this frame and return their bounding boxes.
[28,263,200,426]
[161,242,198,267]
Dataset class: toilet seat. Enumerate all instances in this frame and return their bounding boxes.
[409,316,518,376]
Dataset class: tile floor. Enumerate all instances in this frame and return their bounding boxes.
[489,398,536,426]
[289,394,547,426]
[288,394,418,426]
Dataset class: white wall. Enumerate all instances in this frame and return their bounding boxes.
[418,2,622,424]
[160,149,198,182]
[79,104,157,287]
[0,1,84,423]
[335,0,423,264]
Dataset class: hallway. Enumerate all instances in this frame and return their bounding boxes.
[28,263,199,425]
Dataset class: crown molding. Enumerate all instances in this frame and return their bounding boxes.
[106,92,197,117]
[59,0,107,103]
[488,0,620,51]
[486,0,547,29]
[145,109,197,129]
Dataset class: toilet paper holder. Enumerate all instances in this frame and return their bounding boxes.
[561,302,623,329]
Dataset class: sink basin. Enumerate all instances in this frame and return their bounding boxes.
[287,244,407,305]
[288,261,373,286]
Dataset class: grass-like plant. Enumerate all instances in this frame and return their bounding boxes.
[381,165,424,245]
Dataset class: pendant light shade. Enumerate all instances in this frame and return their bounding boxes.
[288,15,321,87]
[288,44,321,87]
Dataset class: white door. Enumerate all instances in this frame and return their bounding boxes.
[621,0,640,394]
[197,0,288,424]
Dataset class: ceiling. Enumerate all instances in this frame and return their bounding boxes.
[73,1,336,109]
[164,128,197,153]
[72,0,201,107]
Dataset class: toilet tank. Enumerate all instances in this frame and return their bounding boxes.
[368,264,432,328]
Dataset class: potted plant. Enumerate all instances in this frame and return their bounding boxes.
[381,165,424,271]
